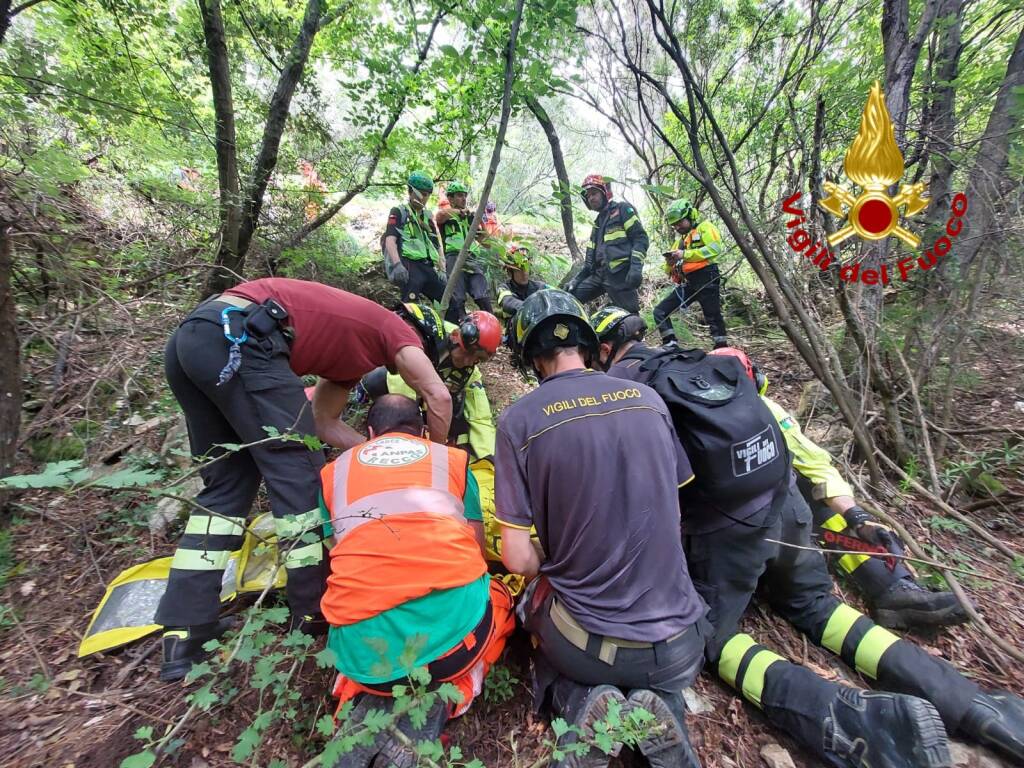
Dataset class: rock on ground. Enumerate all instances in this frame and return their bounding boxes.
[760,742,797,768]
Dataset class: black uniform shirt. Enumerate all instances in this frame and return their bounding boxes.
[494,368,705,641]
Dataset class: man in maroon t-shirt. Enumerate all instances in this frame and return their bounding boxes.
[156,277,451,682]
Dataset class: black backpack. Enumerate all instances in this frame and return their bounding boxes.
[623,346,788,504]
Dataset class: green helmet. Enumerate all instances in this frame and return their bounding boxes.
[447,180,469,195]
[511,289,599,368]
[395,302,445,365]
[665,198,697,225]
[407,170,434,194]
[500,242,534,271]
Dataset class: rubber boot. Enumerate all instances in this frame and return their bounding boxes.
[549,677,628,768]
[958,689,1024,762]
[824,687,950,768]
[160,617,236,682]
[868,578,968,631]
[626,689,701,768]
[289,611,330,637]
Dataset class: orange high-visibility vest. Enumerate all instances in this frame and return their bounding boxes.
[320,433,485,625]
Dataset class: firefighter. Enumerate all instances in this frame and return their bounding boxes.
[653,198,728,349]
[319,395,514,765]
[709,346,968,631]
[157,277,452,682]
[593,306,1024,766]
[358,304,501,463]
[435,181,494,323]
[495,243,548,324]
[496,290,708,768]
[565,174,647,314]
[383,171,448,303]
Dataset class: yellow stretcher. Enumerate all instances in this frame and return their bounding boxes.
[78,514,287,658]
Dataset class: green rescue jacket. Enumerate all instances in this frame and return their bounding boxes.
[397,205,441,263]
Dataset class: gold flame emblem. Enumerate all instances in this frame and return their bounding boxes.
[819,82,928,247]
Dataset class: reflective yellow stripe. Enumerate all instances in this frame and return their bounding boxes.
[184,514,247,537]
[608,257,629,270]
[275,509,323,539]
[821,604,861,655]
[595,312,627,335]
[282,541,323,568]
[854,626,899,679]
[163,629,188,639]
[718,633,757,688]
[171,547,232,571]
[838,552,871,573]
[741,648,785,708]
[821,513,847,532]
[622,215,639,230]
[603,229,627,242]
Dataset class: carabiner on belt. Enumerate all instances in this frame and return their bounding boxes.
[217,306,248,386]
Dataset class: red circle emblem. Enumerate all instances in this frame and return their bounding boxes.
[858,199,893,234]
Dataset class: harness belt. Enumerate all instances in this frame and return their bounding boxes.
[361,597,495,692]
[549,597,687,666]
[210,294,255,310]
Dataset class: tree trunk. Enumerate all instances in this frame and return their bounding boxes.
[925,0,964,232]
[440,0,526,310]
[0,219,21,517]
[524,95,583,263]
[199,0,242,295]
[956,24,1023,273]
[235,0,324,260]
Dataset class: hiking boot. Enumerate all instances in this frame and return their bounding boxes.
[550,678,628,768]
[958,689,1024,762]
[160,617,236,682]
[626,689,701,768]
[326,694,391,768]
[372,697,449,768]
[289,612,330,637]
[824,687,950,767]
[869,579,968,631]
[712,336,729,350]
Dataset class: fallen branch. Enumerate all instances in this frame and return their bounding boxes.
[764,540,1021,588]
[848,472,1024,666]
[876,450,1023,563]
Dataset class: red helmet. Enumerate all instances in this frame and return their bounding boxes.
[710,346,767,394]
[581,173,612,201]
[454,311,502,356]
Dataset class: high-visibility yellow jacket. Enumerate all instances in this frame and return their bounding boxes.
[664,219,724,283]
[383,364,496,463]
[761,395,853,500]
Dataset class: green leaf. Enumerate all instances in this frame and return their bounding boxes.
[132,725,154,741]
[316,714,335,737]
[187,681,219,710]
[302,434,324,452]
[551,717,570,738]
[262,606,290,624]
[315,647,338,669]
[119,751,156,768]
[361,707,392,734]
[91,468,162,489]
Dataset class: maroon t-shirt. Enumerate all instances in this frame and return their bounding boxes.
[224,278,422,386]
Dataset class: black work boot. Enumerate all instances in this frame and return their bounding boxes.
[160,617,235,682]
[550,677,628,768]
[868,579,968,631]
[958,689,1024,762]
[373,697,449,768]
[326,694,391,768]
[626,689,701,768]
[824,687,950,767]
[712,336,729,349]
[289,612,330,637]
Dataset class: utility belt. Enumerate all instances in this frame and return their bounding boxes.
[201,293,291,340]
[361,598,494,692]
[536,581,687,666]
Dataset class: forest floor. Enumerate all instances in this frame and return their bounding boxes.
[1,206,1023,768]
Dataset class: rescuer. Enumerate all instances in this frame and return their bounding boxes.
[382,171,448,303]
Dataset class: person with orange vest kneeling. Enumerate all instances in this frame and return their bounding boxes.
[319,394,515,766]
